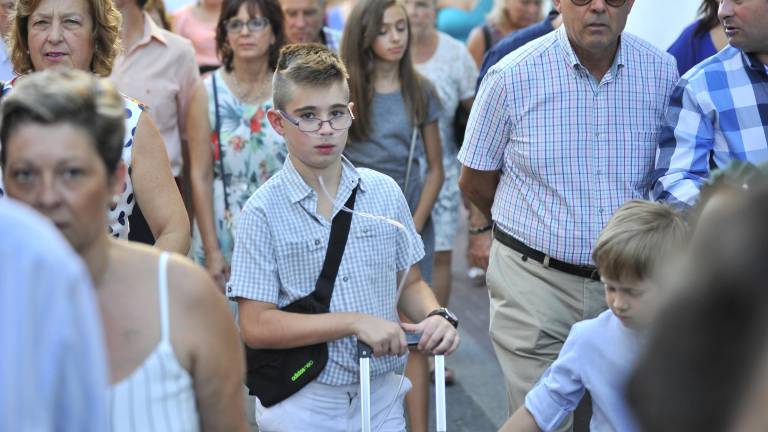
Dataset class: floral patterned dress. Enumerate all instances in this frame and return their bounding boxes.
[191,68,286,265]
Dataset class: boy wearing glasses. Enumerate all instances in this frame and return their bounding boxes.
[499,201,688,432]
[457,0,678,427]
[227,44,459,431]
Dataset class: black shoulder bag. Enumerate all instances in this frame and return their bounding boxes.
[245,186,359,407]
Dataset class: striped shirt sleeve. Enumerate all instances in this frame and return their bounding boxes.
[457,65,512,172]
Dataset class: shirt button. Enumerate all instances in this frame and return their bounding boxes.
[227,287,232,293]
[598,207,605,214]
[342,276,349,282]
[363,228,369,234]
[314,239,321,246]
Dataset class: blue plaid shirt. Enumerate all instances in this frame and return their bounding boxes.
[228,156,424,385]
[458,26,678,265]
[652,46,768,206]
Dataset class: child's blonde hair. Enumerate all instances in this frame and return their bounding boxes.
[592,200,688,282]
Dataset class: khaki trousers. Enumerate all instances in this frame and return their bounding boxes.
[487,238,606,431]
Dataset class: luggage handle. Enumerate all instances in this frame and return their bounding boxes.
[356,341,447,432]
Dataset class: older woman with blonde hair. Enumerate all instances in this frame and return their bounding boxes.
[0,0,190,254]
[1,68,248,431]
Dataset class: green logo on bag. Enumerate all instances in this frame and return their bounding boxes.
[291,360,314,382]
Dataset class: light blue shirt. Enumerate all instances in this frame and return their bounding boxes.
[652,45,768,206]
[0,42,14,81]
[458,26,678,265]
[0,199,109,431]
[228,156,424,385]
[525,310,641,432]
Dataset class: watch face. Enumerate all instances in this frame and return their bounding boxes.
[436,308,458,327]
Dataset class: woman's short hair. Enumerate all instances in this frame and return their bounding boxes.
[215,0,285,72]
[9,0,121,76]
[0,69,126,173]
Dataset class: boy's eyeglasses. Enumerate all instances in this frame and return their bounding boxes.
[225,17,270,34]
[279,108,354,133]
[571,0,627,6]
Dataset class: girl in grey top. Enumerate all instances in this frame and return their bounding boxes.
[341,0,443,285]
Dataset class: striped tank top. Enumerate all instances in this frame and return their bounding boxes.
[109,252,200,431]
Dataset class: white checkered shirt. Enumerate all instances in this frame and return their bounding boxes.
[228,156,425,385]
[652,46,768,206]
[458,26,678,265]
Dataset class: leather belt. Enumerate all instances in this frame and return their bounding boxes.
[493,226,601,282]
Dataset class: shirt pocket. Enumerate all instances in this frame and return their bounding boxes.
[275,236,325,294]
[351,220,399,279]
[617,130,659,192]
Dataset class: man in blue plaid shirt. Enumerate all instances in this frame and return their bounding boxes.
[652,0,768,207]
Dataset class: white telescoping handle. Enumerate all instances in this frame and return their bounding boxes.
[358,342,373,432]
[435,354,447,432]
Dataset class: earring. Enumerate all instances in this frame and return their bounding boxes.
[111,194,120,207]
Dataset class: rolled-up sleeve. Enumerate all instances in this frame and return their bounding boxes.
[524,328,586,432]
[227,200,280,303]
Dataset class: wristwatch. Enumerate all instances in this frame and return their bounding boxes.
[427,308,459,329]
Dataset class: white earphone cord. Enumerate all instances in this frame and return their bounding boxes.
[317,176,411,432]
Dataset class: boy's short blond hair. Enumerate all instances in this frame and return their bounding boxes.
[272,44,350,110]
[592,200,688,282]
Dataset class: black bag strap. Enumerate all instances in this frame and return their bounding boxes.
[311,185,359,309]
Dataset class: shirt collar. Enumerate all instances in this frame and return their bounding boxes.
[128,12,167,55]
[740,50,768,76]
[282,155,364,204]
[555,25,626,74]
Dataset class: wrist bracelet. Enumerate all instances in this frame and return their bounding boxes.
[468,224,492,235]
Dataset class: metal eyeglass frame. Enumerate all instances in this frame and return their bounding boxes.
[224,17,270,34]
[278,106,355,133]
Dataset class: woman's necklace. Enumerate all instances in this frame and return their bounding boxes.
[224,70,271,104]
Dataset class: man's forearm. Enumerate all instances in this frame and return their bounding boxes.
[459,165,499,218]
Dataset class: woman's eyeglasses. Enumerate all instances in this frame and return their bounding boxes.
[224,17,270,34]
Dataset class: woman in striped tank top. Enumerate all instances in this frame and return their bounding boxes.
[1,69,249,431]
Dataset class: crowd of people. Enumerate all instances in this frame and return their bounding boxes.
[0,0,766,431]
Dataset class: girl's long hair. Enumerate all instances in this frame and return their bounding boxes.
[341,0,428,142]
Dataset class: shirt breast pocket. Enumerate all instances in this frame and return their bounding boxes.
[276,236,325,292]
[618,130,659,190]
[351,221,399,276]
